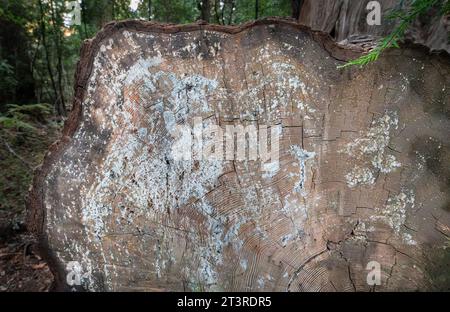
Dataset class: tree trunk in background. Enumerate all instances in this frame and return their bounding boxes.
[0,10,36,105]
[111,0,116,21]
[148,0,152,20]
[28,19,450,291]
[200,0,211,22]
[297,0,449,52]
[38,0,59,115]
[49,0,66,116]
[214,0,222,24]
[227,0,235,25]
[291,0,303,20]
[81,0,89,39]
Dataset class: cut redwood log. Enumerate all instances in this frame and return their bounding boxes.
[28,18,450,291]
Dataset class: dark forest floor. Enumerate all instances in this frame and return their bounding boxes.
[0,116,61,291]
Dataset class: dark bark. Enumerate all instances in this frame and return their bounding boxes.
[49,0,66,116]
[199,0,211,22]
[227,0,235,25]
[81,0,89,39]
[38,0,59,114]
[291,0,303,19]
[213,0,225,24]
[148,0,152,20]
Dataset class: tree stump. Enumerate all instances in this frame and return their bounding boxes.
[28,19,450,291]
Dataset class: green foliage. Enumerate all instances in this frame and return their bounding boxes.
[0,103,53,132]
[339,0,448,69]
[0,116,37,132]
[0,0,33,26]
[442,0,450,13]
[0,143,32,212]
[0,106,61,214]
[0,59,18,92]
[234,0,291,23]
[6,103,53,121]
[146,0,200,24]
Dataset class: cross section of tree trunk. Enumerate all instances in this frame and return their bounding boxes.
[28,18,450,291]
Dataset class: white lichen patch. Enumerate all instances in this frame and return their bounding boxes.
[281,193,306,219]
[181,199,245,291]
[289,145,316,196]
[345,167,375,188]
[343,112,401,188]
[373,189,416,245]
[381,190,415,234]
[82,71,224,241]
[232,42,320,123]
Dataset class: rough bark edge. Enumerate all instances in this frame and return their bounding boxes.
[25,17,450,291]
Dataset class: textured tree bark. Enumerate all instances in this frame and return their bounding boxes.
[28,18,450,291]
[298,0,450,52]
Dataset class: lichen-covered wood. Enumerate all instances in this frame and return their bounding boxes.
[28,19,450,291]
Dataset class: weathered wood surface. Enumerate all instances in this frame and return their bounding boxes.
[298,0,450,52]
[28,18,450,291]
